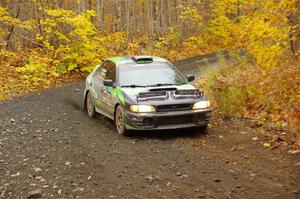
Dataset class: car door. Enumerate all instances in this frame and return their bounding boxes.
[91,64,106,110]
[98,61,116,118]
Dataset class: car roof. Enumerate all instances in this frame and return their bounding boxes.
[106,56,169,66]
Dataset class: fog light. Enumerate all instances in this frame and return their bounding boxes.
[143,118,153,126]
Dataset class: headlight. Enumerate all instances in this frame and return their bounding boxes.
[193,101,210,109]
[130,105,156,113]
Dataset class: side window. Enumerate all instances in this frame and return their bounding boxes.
[94,61,116,82]
[94,62,107,80]
[102,61,116,82]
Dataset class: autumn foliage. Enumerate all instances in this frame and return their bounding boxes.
[0,0,299,140]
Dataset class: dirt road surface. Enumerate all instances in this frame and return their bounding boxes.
[1,57,299,199]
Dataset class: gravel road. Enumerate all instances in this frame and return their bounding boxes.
[1,57,299,199]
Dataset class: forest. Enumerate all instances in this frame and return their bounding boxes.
[0,0,299,141]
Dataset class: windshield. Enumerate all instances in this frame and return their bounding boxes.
[118,62,187,87]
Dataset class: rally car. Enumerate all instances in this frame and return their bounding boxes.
[84,56,212,135]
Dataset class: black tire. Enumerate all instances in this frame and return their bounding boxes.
[86,92,96,118]
[115,105,129,136]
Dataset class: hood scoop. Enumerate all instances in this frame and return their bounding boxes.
[149,87,177,92]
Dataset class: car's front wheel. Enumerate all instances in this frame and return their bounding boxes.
[86,92,96,118]
[115,105,129,136]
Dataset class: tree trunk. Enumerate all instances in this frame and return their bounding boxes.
[6,0,20,50]
[96,0,104,29]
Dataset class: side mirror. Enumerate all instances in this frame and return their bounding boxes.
[103,79,114,87]
[186,75,195,82]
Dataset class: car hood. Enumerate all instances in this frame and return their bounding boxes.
[120,83,204,105]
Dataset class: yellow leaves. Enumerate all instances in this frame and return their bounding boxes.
[155,28,181,50]
[205,15,238,50]
[0,7,19,26]
[241,16,289,70]
[203,0,296,70]
[43,27,52,34]
[43,40,54,51]
[182,36,204,50]
[179,5,202,24]
[33,8,100,73]
[66,62,78,72]
[127,41,140,55]
[155,39,168,50]
[263,143,271,148]
[16,55,50,75]
[0,7,7,15]
[53,30,69,42]
[7,50,59,94]
[18,20,35,30]
[45,8,74,18]
[85,10,96,18]
[81,65,95,72]
[203,57,300,141]
[35,34,43,41]
[296,49,300,57]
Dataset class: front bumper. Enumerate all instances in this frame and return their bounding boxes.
[124,108,212,130]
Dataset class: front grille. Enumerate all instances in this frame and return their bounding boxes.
[157,115,195,126]
[156,103,192,112]
[137,89,202,101]
[137,91,166,101]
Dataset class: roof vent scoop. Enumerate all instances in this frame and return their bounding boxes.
[132,56,153,64]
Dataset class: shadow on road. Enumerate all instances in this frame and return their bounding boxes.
[127,128,206,140]
[84,111,207,141]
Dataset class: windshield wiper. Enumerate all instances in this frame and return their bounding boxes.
[144,83,173,87]
[174,83,187,85]
[121,84,145,88]
[145,83,185,87]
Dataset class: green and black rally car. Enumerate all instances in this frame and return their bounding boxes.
[84,56,212,135]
